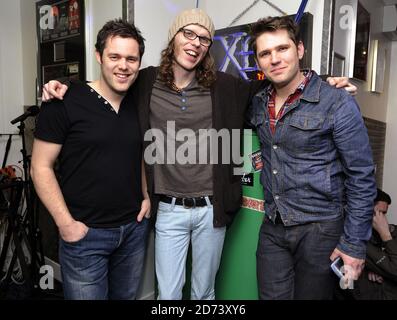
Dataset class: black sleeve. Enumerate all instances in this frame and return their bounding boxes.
[243,79,269,129]
[248,79,269,100]
[365,234,397,282]
[34,99,70,145]
[319,74,330,81]
[57,77,71,87]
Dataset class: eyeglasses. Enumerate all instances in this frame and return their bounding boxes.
[179,28,212,47]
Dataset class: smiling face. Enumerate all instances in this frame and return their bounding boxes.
[172,24,210,73]
[255,29,304,89]
[96,35,140,96]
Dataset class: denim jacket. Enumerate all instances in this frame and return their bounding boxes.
[248,71,376,259]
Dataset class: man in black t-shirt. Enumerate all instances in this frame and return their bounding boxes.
[31,20,150,300]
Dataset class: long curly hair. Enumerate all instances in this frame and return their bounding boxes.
[158,40,217,89]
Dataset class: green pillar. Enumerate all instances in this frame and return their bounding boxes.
[216,130,265,299]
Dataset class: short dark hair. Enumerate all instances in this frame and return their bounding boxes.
[95,19,145,59]
[375,188,392,205]
[249,16,301,57]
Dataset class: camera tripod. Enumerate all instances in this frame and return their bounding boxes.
[0,121,45,299]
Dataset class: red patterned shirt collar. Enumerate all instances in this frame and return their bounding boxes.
[267,70,313,135]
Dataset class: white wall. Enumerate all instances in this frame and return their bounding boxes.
[0,0,25,135]
[21,0,38,107]
[1,0,37,172]
[84,0,123,81]
[383,41,397,225]
[333,0,357,77]
[352,0,391,123]
[348,0,397,224]
[135,0,197,67]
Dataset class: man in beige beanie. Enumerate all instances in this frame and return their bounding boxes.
[168,8,215,42]
[146,8,229,300]
[41,8,357,301]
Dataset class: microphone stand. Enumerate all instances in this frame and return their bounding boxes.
[1,134,13,168]
[17,120,45,292]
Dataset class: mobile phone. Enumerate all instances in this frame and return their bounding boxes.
[331,257,344,278]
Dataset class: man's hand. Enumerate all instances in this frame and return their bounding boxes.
[368,271,384,284]
[327,77,357,96]
[373,210,392,241]
[42,80,68,101]
[59,220,89,243]
[330,248,365,283]
[137,197,151,222]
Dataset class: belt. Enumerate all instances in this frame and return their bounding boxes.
[159,195,213,208]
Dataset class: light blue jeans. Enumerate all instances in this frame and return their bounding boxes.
[155,199,226,300]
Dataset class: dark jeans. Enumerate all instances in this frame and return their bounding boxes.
[59,218,149,300]
[256,215,343,300]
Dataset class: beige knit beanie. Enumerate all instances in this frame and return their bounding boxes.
[168,8,215,42]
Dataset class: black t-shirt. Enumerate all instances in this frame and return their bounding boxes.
[35,81,142,227]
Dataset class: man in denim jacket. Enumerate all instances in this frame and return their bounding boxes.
[248,16,376,299]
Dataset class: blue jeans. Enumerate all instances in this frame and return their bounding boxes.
[155,200,226,300]
[256,216,343,300]
[59,218,149,300]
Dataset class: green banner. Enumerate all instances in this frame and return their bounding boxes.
[216,131,265,299]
